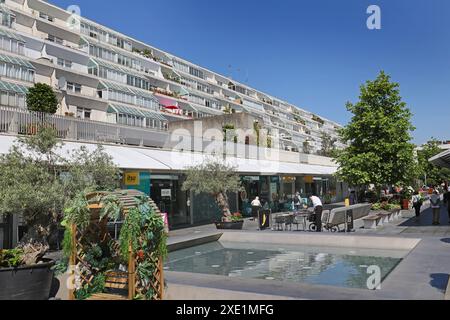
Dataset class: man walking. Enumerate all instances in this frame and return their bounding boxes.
[309,193,323,232]
[444,187,450,224]
[430,190,441,226]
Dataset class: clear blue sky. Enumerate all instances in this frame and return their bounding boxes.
[48,0,450,145]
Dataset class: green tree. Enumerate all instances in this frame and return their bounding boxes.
[0,126,120,246]
[182,159,242,222]
[417,139,450,187]
[334,71,416,192]
[26,83,58,114]
[319,131,337,157]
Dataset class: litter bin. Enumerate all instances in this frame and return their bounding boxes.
[346,209,354,232]
[259,209,271,230]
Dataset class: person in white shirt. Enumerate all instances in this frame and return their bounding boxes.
[309,194,323,232]
[430,190,441,225]
[251,196,262,220]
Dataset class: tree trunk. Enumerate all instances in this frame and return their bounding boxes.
[215,192,232,222]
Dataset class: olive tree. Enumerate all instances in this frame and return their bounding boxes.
[182,159,242,222]
[0,126,120,246]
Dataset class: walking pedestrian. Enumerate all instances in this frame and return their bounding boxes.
[412,191,423,221]
[309,193,323,232]
[251,196,262,221]
[444,187,450,224]
[430,190,441,225]
[294,192,302,211]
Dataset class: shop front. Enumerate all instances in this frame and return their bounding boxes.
[150,174,190,229]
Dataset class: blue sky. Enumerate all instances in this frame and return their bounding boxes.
[49,0,450,144]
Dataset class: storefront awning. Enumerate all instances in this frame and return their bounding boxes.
[0,135,339,175]
[429,149,450,169]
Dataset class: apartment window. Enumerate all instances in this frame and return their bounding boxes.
[39,12,54,22]
[76,107,91,120]
[67,82,82,94]
[0,10,15,27]
[117,114,144,127]
[48,34,63,45]
[57,58,72,69]
[0,62,34,82]
[189,66,204,79]
[0,91,26,108]
[89,45,116,62]
[126,75,149,90]
[108,89,134,105]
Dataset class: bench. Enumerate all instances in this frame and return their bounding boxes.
[326,204,372,232]
[86,271,131,300]
[363,215,382,230]
[376,212,391,225]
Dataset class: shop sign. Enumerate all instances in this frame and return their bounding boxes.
[124,172,139,186]
[161,189,172,197]
[304,176,314,184]
[282,176,296,183]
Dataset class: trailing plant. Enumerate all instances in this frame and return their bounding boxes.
[119,207,142,261]
[0,248,24,268]
[99,194,122,222]
[62,192,90,231]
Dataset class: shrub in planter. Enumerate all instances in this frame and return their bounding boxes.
[0,243,55,300]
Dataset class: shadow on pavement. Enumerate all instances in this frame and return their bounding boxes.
[429,273,449,293]
[400,206,450,227]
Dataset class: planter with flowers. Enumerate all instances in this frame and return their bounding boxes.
[215,213,244,230]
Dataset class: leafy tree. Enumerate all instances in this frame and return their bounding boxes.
[26,83,58,114]
[0,126,120,246]
[319,132,337,157]
[417,139,450,187]
[182,159,242,222]
[334,71,416,192]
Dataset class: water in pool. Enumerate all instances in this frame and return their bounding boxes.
[165,242,406,289]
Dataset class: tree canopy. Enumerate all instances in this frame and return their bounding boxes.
[0,126,120,245]
[26,83,59,114]
[334,71,416,189]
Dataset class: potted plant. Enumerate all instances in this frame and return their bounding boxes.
[0,244,55,300]
[215,213,244,230]
[400,186,414,210]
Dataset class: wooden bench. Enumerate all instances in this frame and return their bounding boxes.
[363,215,382,229]
[86,271,133,300]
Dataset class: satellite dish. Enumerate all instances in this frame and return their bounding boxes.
[58,77,67,91]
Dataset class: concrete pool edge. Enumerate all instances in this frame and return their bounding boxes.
[219,231,421,251]
[165,270,381,300]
